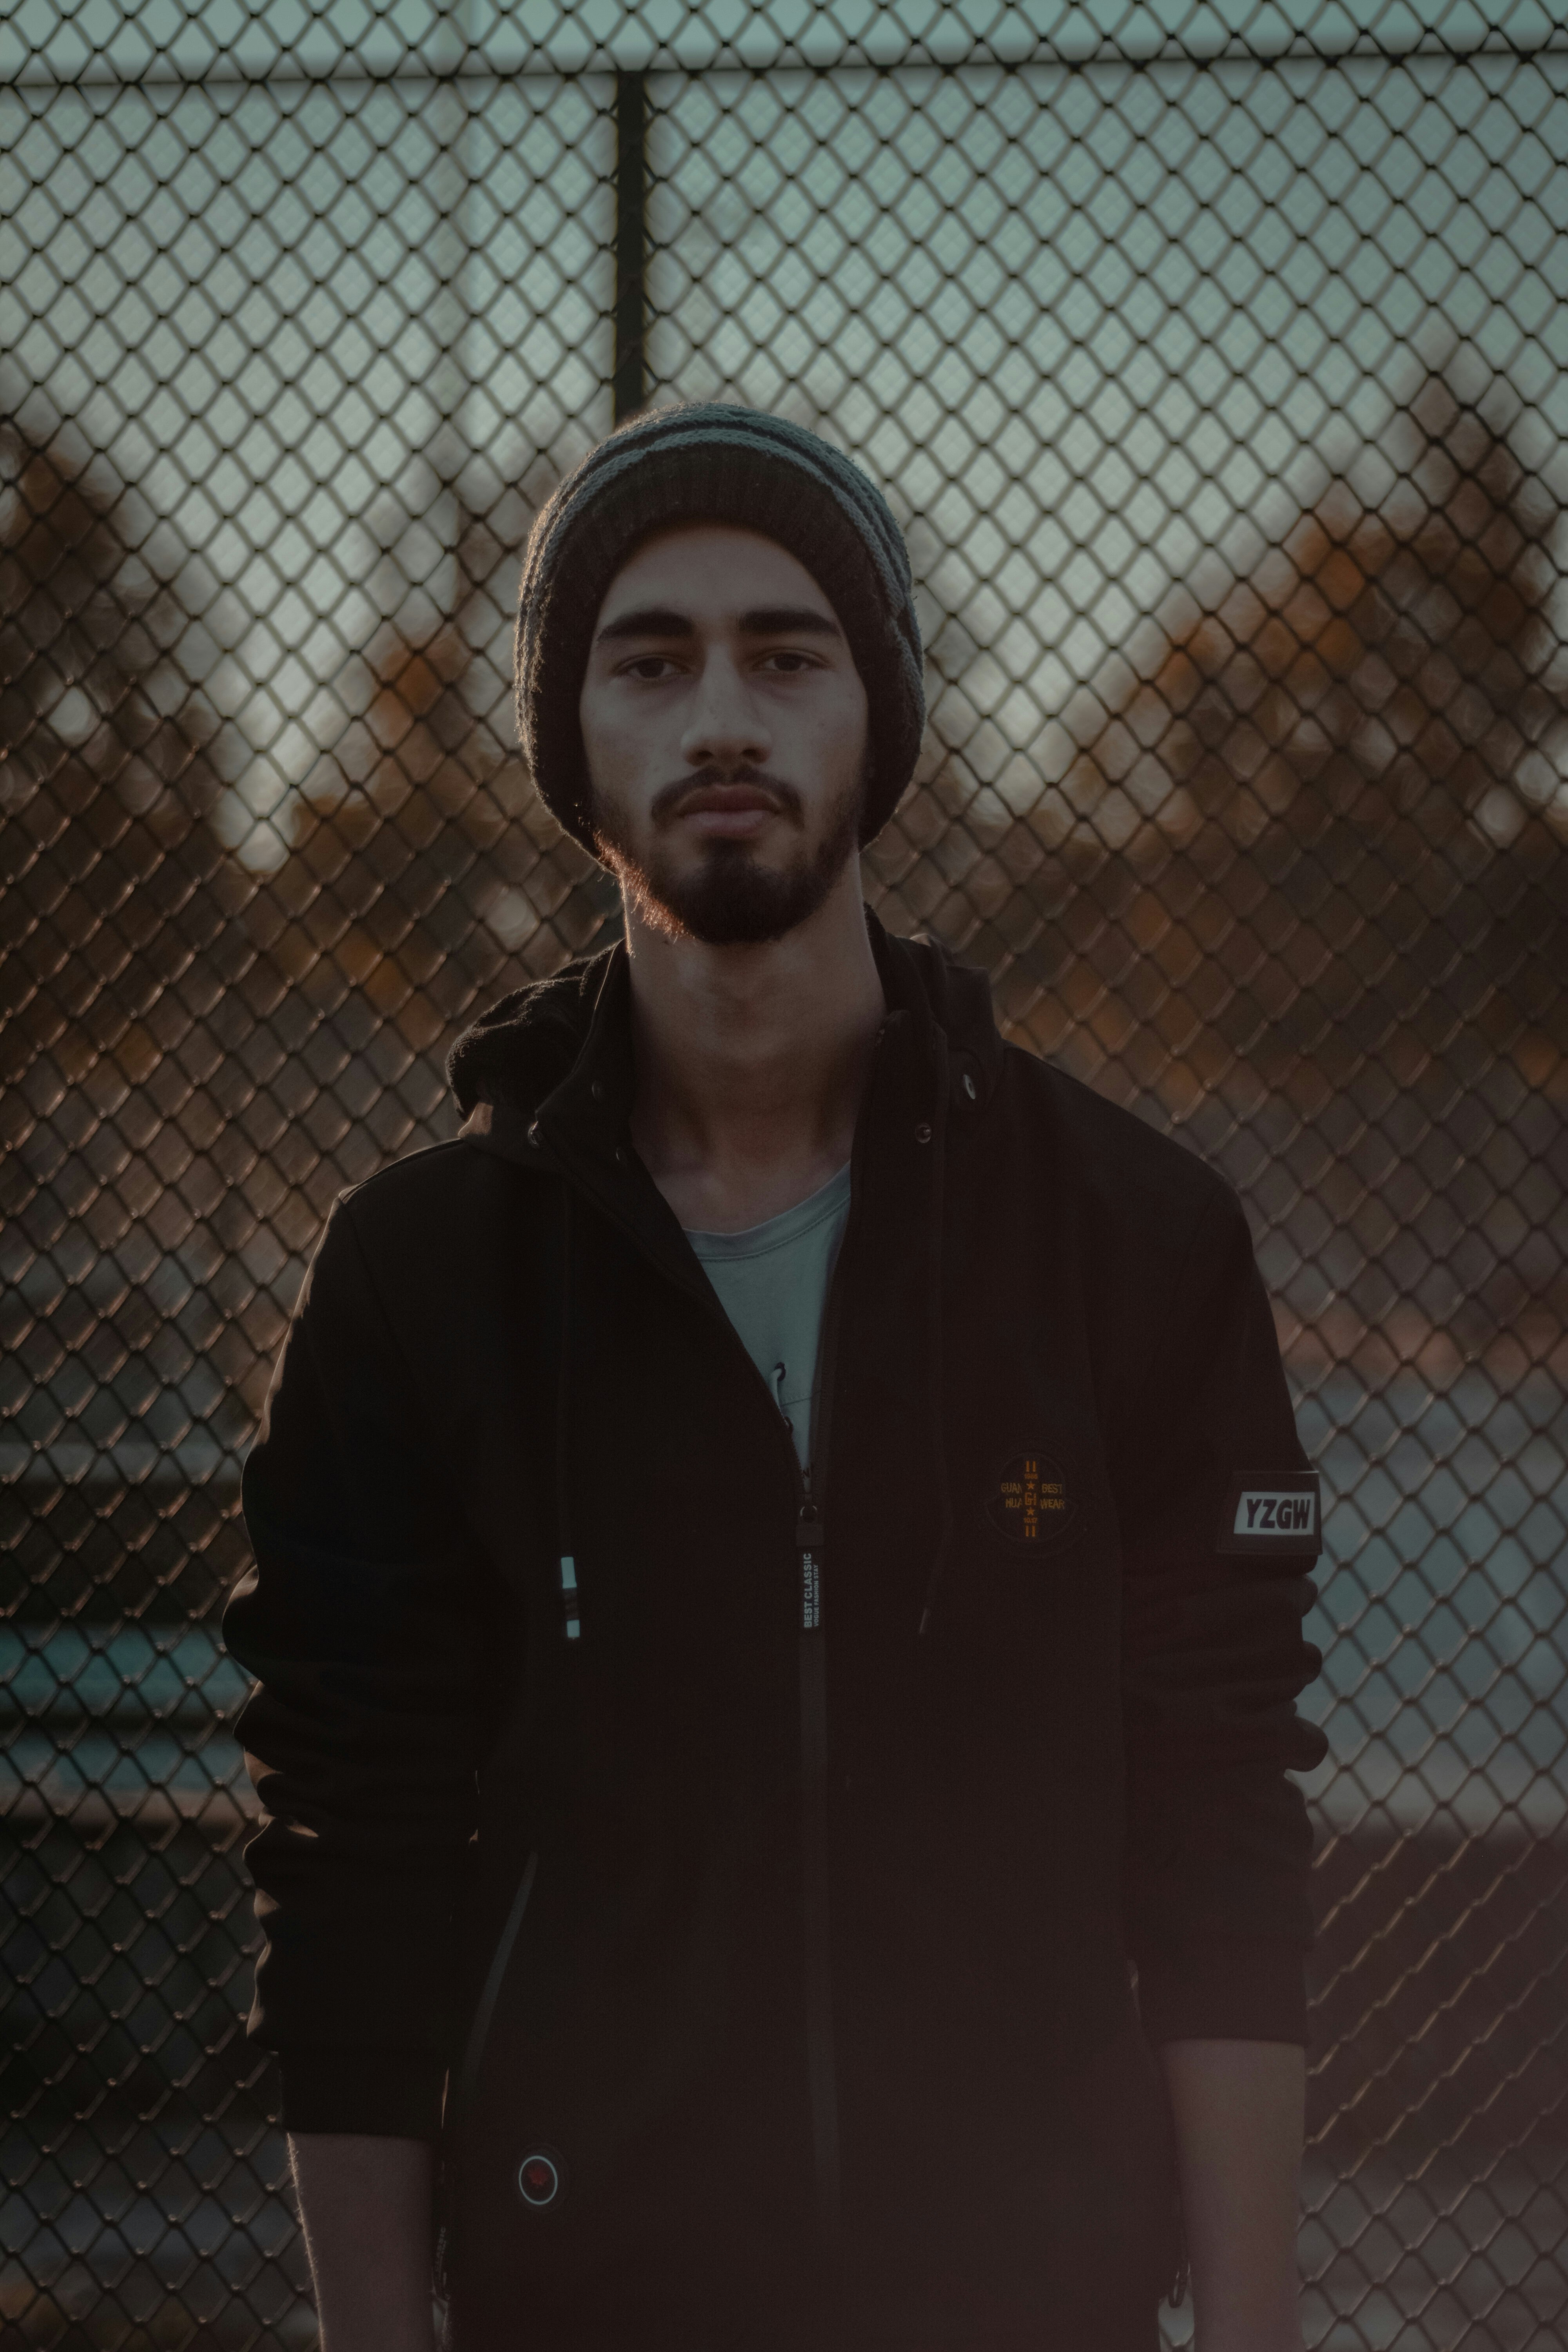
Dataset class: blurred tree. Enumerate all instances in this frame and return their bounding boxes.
[882,348,1568,1383]
[11,355,1568,1461]
[0,403,262,1495]
[1,423,607,1488]
[229,471,615,1247]
[256,581,604,1062]
[1,406,232,1087]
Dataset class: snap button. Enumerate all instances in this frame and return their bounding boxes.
[915,1122,932,1143]
[517,2148,564,2209]
[613,1144,628,1167]
[526,1122,541,1149]
[962,1072,977,1101]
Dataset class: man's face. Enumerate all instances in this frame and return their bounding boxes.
[577,521,870,946]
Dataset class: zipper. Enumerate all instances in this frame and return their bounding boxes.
[796,1471,838,2239]
[1167,2203,1191,2307]
[546,1025,885,2248]
[742,1214,851,2245]
[790,1117,859,2247]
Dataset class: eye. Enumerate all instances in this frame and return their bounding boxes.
[619,655,682,681]
[759,649,820,673]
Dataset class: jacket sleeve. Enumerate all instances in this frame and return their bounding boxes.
[1116,1181,1328,2047]
[224,1191,492,2137]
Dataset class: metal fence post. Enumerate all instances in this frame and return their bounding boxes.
[613,71,648,422]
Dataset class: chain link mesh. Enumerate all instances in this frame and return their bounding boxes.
[4,7,1568,2343]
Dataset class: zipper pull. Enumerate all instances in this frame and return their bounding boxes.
[797,1495,824,1632]
[558,1553,581,1641]
[773,1361,796,1454]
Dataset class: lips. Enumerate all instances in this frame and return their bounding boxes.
[663,782,786,838]
[646,766,806,831]
[670,784,781,818]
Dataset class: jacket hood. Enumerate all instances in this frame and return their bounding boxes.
[445,911,1006,1124]
[447,951,611,1122]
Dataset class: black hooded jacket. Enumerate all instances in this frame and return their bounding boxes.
[225,918,1327,2349]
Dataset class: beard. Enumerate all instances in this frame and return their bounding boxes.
[591,766,864,947]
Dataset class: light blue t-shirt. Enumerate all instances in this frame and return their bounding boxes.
[685,1163,852,1475]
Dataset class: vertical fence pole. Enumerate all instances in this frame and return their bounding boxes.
[613,72,648,422]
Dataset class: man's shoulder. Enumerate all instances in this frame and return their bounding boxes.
[1000,1041,1240,1236]
[333,1132,534,1245]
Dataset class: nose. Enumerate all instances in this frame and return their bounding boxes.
[680,649,771,771]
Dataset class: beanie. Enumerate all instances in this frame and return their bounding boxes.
[515,403,926,855]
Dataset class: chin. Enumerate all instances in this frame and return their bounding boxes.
[597,796,862,949]
[632,846,842,947]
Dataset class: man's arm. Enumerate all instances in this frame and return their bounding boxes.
[1110,1182,1325,2330]
[290,2134,436,2352]
[1160,2040,1305,2352]
[224,1191,490,2147]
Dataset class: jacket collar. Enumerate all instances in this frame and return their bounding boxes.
[449,908,1005,1153]
[867,917,1003,1114]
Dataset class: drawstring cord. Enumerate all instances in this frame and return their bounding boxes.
[773,1360,796,1455]
[556,1182,580,1640]
[917,1029,953,1637]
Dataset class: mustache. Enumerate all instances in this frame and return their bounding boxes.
[648,765,806,827]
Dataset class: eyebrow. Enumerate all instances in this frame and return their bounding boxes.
[595,604,843,644]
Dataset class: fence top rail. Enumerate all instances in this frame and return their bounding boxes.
[1,0,1564,89]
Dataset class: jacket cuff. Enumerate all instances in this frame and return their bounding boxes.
[1136,1938,1308,2046]
[278,2049,448,2138]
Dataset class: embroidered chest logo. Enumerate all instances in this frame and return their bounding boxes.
[987,1450,1077,1548]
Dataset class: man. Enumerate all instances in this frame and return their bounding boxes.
[226,404,1327,2352]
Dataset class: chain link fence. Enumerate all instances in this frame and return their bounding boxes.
[5,4,1568,2343]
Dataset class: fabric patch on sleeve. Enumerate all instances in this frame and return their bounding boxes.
[1218,1472,1322,1557]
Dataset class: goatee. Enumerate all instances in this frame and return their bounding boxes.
[593,774,863,947]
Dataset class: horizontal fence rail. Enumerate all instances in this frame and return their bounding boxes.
[4,13,1568,2347]
[4,0,1568,87]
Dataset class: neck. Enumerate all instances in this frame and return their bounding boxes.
[624,860,886,1233]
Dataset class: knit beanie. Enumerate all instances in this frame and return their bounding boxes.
[515,403,926,855]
